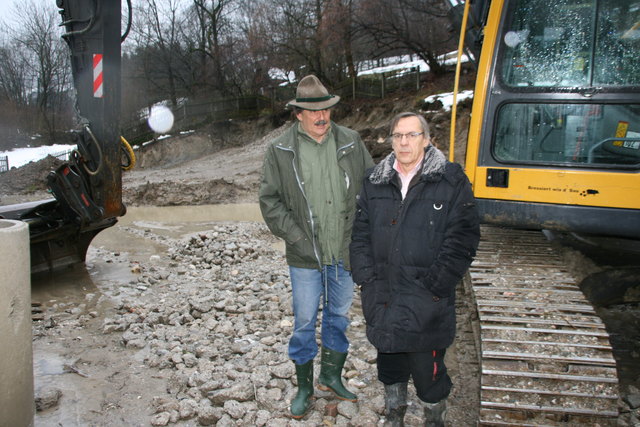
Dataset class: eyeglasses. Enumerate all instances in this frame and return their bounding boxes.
[390,132,424,142]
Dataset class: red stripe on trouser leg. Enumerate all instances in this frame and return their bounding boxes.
[432,350,438,381]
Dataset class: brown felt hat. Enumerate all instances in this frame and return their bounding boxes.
[286,75,340,111]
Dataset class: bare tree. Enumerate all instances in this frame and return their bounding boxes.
[0,44,30,107]
[232,1,285,93]
[192,0,236,95]
[11,0,72,141]
[253,0,321,81]
[235,0,300,86]
[243,0,371,87]
[179,4,210,95]
[353,0,455,75]
[0,42,34,149]
[132,0,186,107]
[321,0,358,80]
[0,45,29,106]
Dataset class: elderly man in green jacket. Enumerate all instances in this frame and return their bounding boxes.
[259,75,374,418]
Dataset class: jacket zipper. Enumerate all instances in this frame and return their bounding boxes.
[276,144,322,269]
[390,200,404,225]
[387,176,406,271]
[336,141,355,152]
[337,141,355,190]
[388,175,421,285]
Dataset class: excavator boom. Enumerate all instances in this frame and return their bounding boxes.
[0,0,126,274]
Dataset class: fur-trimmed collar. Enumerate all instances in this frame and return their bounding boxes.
[369,145,447,185]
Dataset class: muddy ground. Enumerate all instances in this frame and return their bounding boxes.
[1,92,639,426]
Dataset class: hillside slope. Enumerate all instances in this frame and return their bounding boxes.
[121,88,472,207]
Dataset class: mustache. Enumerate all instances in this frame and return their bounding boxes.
[314,120,328,126]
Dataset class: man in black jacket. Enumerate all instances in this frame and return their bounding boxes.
[350,112,480,426]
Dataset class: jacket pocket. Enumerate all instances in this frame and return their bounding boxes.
[360,276,390,327]
[395,266,447,334]
[286,237,316,265]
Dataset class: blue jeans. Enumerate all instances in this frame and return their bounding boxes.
[288,262,354,364]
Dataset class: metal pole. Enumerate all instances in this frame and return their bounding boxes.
[449,0,472,163]
[352,75,356,100]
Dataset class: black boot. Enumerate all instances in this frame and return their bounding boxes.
[290,360,314,419]
[384,382,408,427]
[423,399,447,427]
[317,347,357,401]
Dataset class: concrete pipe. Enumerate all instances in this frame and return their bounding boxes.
[0,220,34,427]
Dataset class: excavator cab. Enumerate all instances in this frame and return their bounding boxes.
[453,0,640,239]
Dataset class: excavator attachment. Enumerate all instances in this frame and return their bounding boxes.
[0,0,127,274]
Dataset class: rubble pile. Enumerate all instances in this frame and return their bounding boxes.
[80,223,388,426]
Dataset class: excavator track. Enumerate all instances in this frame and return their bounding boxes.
[468,226,619,426]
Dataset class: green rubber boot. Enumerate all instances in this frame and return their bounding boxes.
[317,347,357,402]
[290,360,314,419]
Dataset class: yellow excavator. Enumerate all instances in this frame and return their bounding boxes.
[446,1,639,424]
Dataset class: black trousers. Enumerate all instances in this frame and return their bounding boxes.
[377,349,452,404]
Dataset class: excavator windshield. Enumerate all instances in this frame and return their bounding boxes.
[492,0,640,168]
[500,0,640,87]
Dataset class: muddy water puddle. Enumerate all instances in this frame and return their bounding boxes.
[32,264,101,308]
[118,203,264,225]
[89,203,271,263]
[33,203,270,311]
[33,203,265,300]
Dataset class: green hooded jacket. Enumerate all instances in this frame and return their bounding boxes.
[259,121,374,270]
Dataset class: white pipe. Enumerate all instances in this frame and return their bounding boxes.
[0,220,34,427]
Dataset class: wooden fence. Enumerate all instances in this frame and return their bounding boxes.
[51,149,73,162]
[336,68,422,99]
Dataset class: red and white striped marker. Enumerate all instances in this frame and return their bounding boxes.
[93,53,103,98]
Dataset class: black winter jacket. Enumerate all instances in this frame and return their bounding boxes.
[349,145,480,352]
